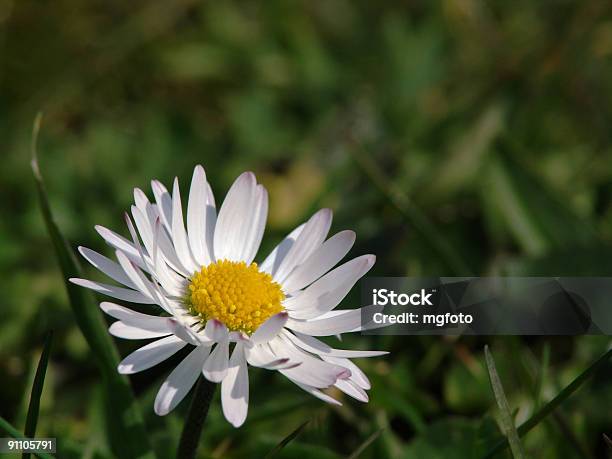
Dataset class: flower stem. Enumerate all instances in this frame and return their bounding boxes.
[177,376,217,459]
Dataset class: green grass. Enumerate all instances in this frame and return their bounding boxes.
[1,1,612,458]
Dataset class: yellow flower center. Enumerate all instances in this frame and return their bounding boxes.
[187,259,285,335]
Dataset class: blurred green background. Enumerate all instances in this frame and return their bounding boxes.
[1,1,612,458]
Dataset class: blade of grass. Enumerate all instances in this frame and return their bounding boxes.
[486,141,596,257]
[0,416,55,459]
[603,434,612,450]
[551,412,590,459]
[31,114,156,459]
[483,347,612,458]
[523,343,590,458]
[348,142,472,275]
[533,343,549,410]
[264,420,311,458]
[484,345,526,459]
[23,331,53,459]
[347,429,383,459]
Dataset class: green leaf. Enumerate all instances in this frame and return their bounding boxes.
[443,359,490,413]
[426,103,505,198]
[603,434,612,450]
[0,416,55,459]
[347,429,383,459]
[350,145,472,275]
[483,147,596,257]
[23,331,53,459]
[484,346,526,459]
[265,420,311,458]
[403,417,498,459]
[503,245,612,276]
[483,347,612,458]
[30,114,156,459]
[533,344,549,410]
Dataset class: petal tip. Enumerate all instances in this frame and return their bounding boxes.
[319,208,332,218]
[117,364,131,374]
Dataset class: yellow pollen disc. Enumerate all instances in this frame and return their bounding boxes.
[187,259,285,335]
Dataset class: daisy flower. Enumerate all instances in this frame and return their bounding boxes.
[70,165,387,427]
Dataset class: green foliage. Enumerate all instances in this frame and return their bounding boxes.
[1,1,612,458]
[484,345,526,459]
[0,416,55,459]
[265,420,311,458]
[23,331,53,459]
[32,120,155,459]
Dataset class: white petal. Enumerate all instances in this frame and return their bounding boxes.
[240,185,268,264]
[228,331,248,343]
[100,302,169,327]
[167,318,210,346]
[244,345,295,369]
[202,319,229,342]
[273,209,332,284]
[269,336,350,388]
[284,255,376,319]
[94,225,151,271]
[69,278,155,304]
[151,218,186,295]
[213,172,257,262]
[78,247,136,289]
[322,356,371,390]
[114,250,156,301]
[221,342,249,427]
[109,321,172,340]
[206,181,216,208]
[289,380,342,406]
[118,335,186,374]
[147,211,191,278]
[130,205,155,259]
[202,339,229,382]
[125,204,186,310]
[334,378,369,402]
[154,347,209,416]
[249,312,288,344]
[205,183,217,262]
[281,230,356,293]
[123,213,179,308]
[133,187,150,212]
[284,331,388,358]
[260,223,305,276]
[285,305,383,336]
[172,178,199,274]
[187,165,214,266]
[151,180,173,233]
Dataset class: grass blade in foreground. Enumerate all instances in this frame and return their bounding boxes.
[484,345,526,459]
[31,114,156,459]
[23,331,53,459]
[347,429,383,459]
[0,416,55,459]
[483,347,612,458]
[264,420,311,458]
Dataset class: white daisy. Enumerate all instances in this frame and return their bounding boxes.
[70,165,387,427]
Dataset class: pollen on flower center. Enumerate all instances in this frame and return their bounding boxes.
[187,259,285,334]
